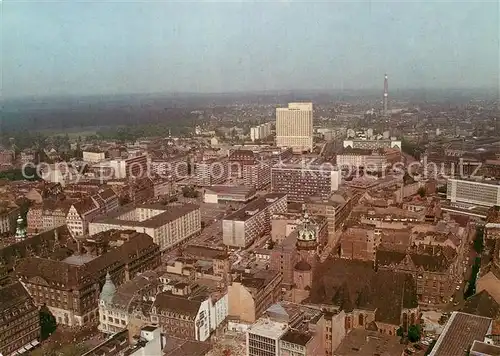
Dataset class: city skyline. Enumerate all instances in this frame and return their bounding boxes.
[3,1,499,99]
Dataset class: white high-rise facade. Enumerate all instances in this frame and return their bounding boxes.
[276,102,313,152]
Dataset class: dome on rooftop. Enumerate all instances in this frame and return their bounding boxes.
[297,206,317,242]
[99,272,116,304]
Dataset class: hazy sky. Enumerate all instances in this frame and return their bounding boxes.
[3,1,499,98]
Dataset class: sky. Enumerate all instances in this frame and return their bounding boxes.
[2,1,499,98]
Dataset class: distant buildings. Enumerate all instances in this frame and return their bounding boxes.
[276,103,314,153]
[195,159,229,186]
[0,282,41,356]
[222,193,287,248]
[89,203,201,251]
[92,155,149,179]
[271,163,340,202]
[16,230,160,327]
[82,149,106,163]
[343,137,401,151]
[229,150,271,190]
[250,122,272,142]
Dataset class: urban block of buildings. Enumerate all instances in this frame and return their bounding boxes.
[89,203,201,251]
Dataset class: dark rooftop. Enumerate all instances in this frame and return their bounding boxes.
[224,193,286,222]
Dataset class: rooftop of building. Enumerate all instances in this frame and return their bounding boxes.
[470,340,500,356]
[92,203,199,228]
[248,317,289,339]
[0,281,33,315]
[15,230,157,290]
[376,245,457,273]
[204,185,256,197]
[462,290,500,319]
[334,329,405,356]
[280,330,313,346]
[310,258,418,325]
[163,336,212,356]
[430,312,492,356]
[224,193,286,222]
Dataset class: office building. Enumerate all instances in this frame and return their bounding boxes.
[16,230,160,327]
[89,203,201,251]
[222,193,287,248]
[447,178,500,207]
[276,103,313,153]
[271,164,340,202]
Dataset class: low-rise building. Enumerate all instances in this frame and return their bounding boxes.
[429,312,495,356]
[89,203,201,251]
[99,271,159,335]
[152,284,228,342]
[222,193,287,248]
[66,188,119,237]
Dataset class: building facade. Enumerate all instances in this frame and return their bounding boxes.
[276,103,314,153]
[447,178,500,207]
[0,282,41,356]
[16,230,160,327]
[272,165,340,202]
[222,193,287,248]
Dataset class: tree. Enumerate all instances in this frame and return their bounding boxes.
[407,324,421,343]
[396,326,404,337]
[39,305,57,340]
[473,227,484,254]
[417,187,426,198]
[182,186,199,198]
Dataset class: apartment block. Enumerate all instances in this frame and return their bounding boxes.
[447,178,500,207]
[222,193,287,248]
[272,164,340,203]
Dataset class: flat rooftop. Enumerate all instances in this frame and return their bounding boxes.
[248,318,289,340]
[224,193,286,222]
[63,254,97,265]
[429,312,492,356]
[93,203,199,228]
[205,185,256,196]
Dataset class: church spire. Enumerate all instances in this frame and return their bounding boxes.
[15,214,26,241]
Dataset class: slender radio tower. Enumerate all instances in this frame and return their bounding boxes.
[383,73,389,116]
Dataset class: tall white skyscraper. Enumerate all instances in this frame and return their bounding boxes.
[276,102,313,152]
